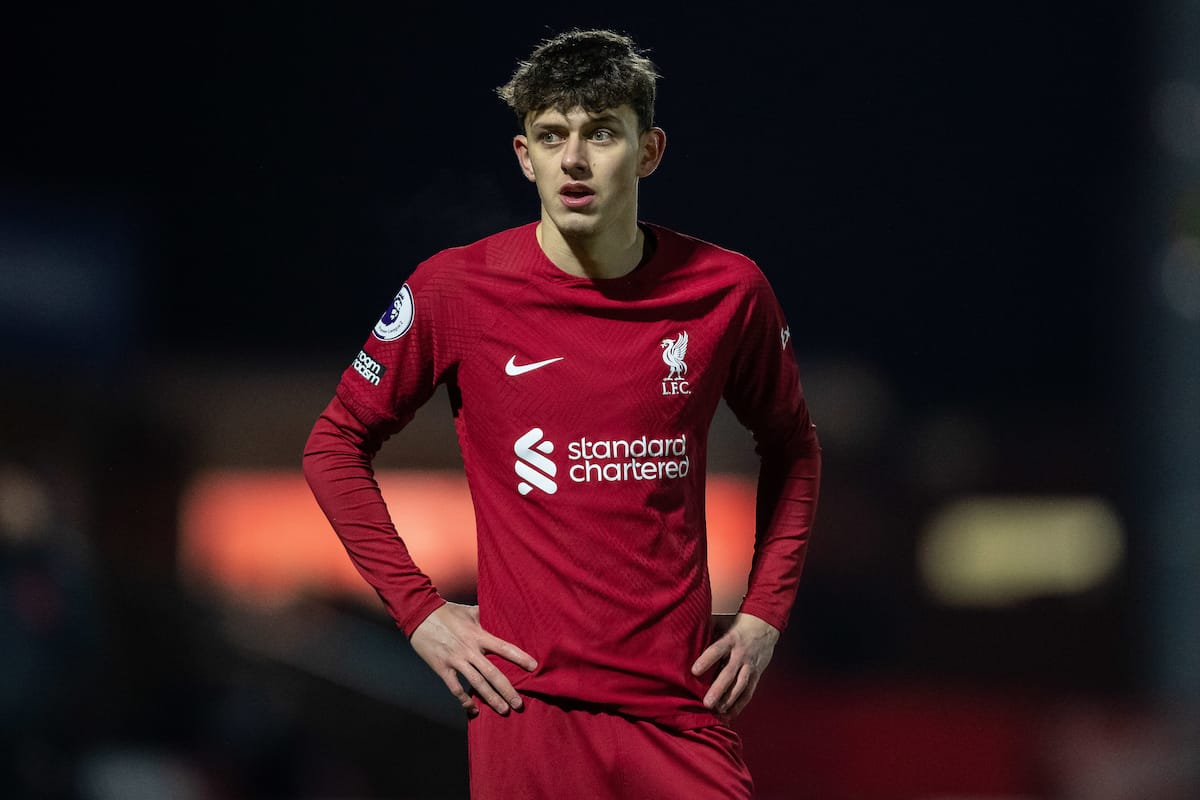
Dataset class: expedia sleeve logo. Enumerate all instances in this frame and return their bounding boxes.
[372,284,415,341]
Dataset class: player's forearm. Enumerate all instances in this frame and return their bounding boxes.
[738,421,821,631]
[303,396,445,635]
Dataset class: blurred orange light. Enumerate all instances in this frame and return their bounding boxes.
[179,470,757,611]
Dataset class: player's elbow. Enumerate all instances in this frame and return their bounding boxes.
[302,408,369,487]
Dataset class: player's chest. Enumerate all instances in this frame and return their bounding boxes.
[458,307,732,424]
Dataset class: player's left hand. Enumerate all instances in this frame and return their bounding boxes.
[690,612,780,718]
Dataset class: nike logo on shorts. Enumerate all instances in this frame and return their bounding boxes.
[505,355,564,376]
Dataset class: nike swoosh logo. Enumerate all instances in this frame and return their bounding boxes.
[505,355,564,376]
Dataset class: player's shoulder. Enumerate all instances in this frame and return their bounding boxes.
[646,223,771,290]
[417,223,535,273]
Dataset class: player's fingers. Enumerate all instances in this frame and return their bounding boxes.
[459,662,511,716]
[472,655,525,711]
[440,670,478,716]
[727,668,762,718]
[480,632,538,672]
[702,659,739,710]
[691,638,730,676]
[718,663,753,715]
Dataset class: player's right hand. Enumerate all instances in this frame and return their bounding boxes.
[409,602,537,717]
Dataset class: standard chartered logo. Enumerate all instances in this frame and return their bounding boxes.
[515,428,558,496]
[513,428,690,496]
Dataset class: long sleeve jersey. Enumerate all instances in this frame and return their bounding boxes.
[303,222,820,729]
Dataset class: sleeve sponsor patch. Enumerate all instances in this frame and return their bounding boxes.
[352,349,387,386]
[372,283,415,341]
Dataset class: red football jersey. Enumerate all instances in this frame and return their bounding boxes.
[304,222,820,729]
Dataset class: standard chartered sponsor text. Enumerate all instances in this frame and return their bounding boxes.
[566,433,690,483]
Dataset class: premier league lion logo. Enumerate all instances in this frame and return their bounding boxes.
[372,284,415,341]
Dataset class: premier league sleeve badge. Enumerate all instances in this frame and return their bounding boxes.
[372,283,415,341]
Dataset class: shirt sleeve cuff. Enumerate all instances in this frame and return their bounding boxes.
[398,593,448,638]
[736,598,789,633]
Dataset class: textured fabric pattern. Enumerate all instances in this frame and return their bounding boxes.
[304,223,821,729]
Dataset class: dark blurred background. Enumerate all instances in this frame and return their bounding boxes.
[2,3,1198,799]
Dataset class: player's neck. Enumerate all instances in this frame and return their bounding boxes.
[536,220,645,280]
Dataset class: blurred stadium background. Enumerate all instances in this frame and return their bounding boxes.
[2,4,1198,798]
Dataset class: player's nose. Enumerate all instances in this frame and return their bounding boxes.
[560,135,589,176]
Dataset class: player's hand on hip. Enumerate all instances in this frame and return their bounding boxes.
[409,602,537,717]
[691,612,780,718]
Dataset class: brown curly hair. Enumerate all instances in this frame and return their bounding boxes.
[497,29,660,133]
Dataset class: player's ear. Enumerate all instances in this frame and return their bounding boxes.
[513,135,537,182]
[636,127,666,178]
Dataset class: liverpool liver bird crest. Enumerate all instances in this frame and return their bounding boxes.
[660,332,689,381]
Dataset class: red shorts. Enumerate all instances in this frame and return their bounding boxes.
[467,694,754,799]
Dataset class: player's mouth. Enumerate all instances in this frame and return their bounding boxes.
[560,183,595,209]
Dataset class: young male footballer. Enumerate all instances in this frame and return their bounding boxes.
[304,28,821,798]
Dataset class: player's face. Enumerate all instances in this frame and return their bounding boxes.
[513,105,665,243]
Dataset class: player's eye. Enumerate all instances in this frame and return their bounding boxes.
[590,129,614,142]
[538,131,563,144]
